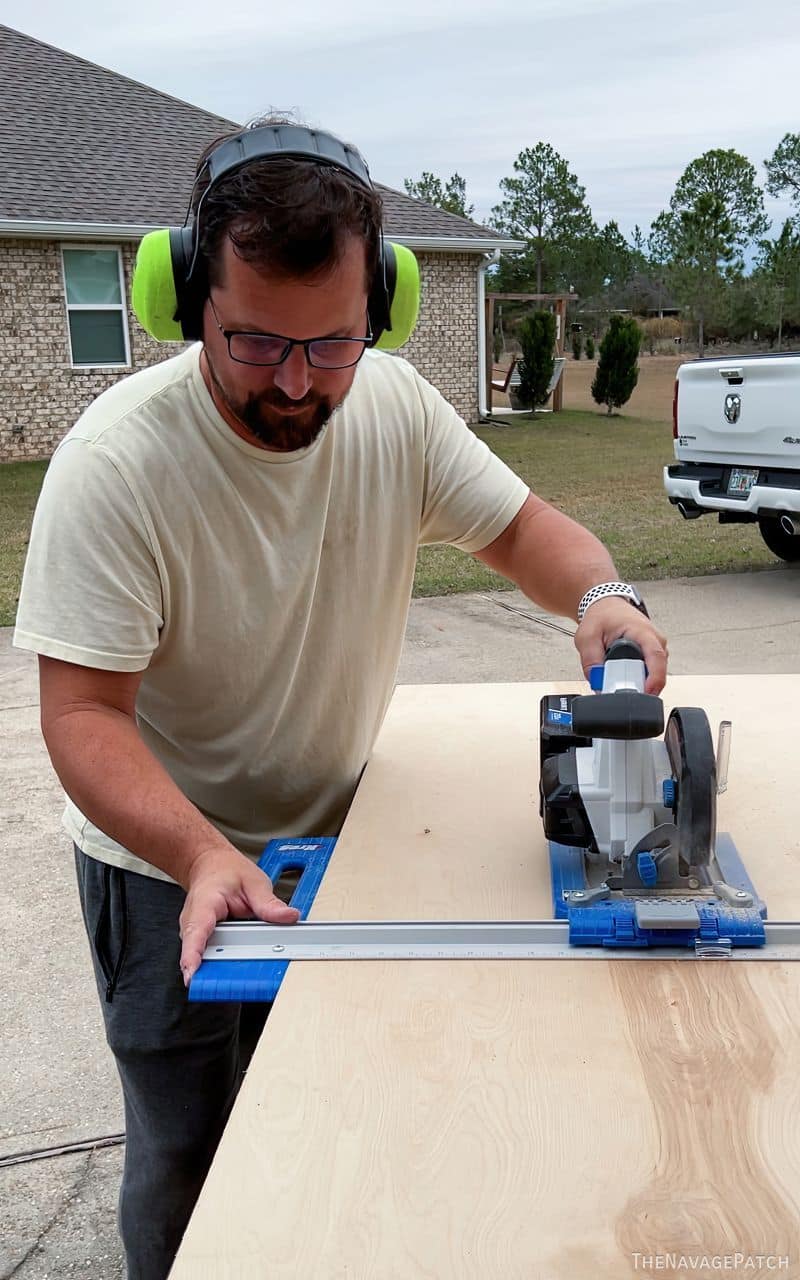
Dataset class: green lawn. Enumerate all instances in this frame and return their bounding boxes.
[0,410,779,626]
[415,410,778,596]
[0,461,48,627]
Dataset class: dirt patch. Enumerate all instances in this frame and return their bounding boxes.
[562,354,681,421]
[492,354,683,424]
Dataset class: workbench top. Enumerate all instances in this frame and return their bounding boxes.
[170,678,800,1279]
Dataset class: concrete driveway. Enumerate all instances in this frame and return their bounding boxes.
[2,567,798,1278]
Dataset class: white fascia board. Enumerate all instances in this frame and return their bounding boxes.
[0,219,157,240]
[396,235,526,253]
[0,221,527,254]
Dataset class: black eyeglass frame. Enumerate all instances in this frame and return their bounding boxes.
[207,295,373,369]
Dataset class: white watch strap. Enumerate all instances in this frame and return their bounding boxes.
[577,581,637,623]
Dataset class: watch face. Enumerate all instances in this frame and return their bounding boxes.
[629,589,649,617]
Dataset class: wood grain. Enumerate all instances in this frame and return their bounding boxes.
[612,963,800,1264]
[170,678,800,1279]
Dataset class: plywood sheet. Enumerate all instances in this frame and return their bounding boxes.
[171,678,800,1279]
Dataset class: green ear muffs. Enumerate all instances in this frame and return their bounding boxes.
[131,229,181,342]
[130,124,421,348]
[131,226,209,342]
[132,229,420,349]
[373,242,420,351]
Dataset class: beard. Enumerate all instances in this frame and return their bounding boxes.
[204,353,342,451]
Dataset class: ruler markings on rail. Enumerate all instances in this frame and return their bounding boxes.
[202,920,800,962]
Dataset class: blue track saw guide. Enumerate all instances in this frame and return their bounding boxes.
[189,837,337,1002]
[191,642,799,1000]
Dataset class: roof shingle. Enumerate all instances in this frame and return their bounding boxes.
[0,25,507,244]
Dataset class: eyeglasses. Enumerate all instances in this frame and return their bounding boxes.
[208,295,373,369]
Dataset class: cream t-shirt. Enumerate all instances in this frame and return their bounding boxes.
[14,345,529,881]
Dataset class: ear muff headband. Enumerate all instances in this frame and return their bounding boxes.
[131,124,420,350]
[203,125,371,195]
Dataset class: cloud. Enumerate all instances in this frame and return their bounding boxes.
[5,0,797,240]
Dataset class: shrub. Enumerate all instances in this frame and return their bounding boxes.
[640,316,681,354]
[591,315,641,415]
[641,315,682,341]
[585,335,595,359]
[517,311,556,410]
[571,332,583,360]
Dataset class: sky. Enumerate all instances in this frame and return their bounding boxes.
[5,0,799,243]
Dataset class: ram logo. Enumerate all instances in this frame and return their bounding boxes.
[724,393,741,424]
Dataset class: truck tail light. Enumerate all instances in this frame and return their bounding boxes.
[672,379,679,439]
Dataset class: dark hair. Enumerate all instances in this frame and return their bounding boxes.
[191,113,383,290]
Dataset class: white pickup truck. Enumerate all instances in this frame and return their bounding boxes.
[664,353,800,561]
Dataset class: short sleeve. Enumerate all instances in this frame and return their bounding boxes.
[416,375,529,551]
[13,439,163,670]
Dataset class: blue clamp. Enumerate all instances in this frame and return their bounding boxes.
[188,836,336,1003]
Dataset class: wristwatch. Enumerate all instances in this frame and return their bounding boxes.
[576,581,649,623]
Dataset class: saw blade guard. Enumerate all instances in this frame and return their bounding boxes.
[664,705,717,868]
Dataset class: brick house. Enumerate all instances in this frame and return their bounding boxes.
[0,25,521,462]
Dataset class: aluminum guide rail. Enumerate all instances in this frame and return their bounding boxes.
[203,919,800,962]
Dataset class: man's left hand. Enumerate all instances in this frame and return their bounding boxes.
[574,599,668,695]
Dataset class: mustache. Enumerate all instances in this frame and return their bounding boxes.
[259,388,319,412]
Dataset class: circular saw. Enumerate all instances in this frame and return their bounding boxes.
[538,639,766,951]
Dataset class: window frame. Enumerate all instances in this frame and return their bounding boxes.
[60,244,132,370]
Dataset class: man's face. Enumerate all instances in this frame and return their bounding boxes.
[200,234,371,451]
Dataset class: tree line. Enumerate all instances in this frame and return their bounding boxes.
[404,134,800,357]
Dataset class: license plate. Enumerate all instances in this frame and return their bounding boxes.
[728,467,758,496]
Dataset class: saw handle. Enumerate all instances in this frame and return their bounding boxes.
[604,637,645,663]
[571,690,664,740]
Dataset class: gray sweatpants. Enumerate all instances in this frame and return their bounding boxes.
[74,846,270,1280]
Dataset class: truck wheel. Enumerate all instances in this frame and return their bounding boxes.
[758,516,800,562]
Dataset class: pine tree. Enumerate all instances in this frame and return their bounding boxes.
[518,311,556,411]
[591,316,641,415]
[765,133,800,210]
[403,172,474,218]
[491,143,595,294]
[649,148,768,355]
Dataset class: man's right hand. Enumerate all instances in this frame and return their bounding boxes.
[179,846,300,986]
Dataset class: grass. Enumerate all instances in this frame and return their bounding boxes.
[0,461,48,627]
[414,409,778,596]
[0,410,780,625]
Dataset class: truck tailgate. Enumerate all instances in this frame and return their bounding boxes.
[676,354,800,467]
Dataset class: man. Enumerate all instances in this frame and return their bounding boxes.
[14,117,667,1278]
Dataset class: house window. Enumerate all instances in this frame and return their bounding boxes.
[62,246,131,368]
